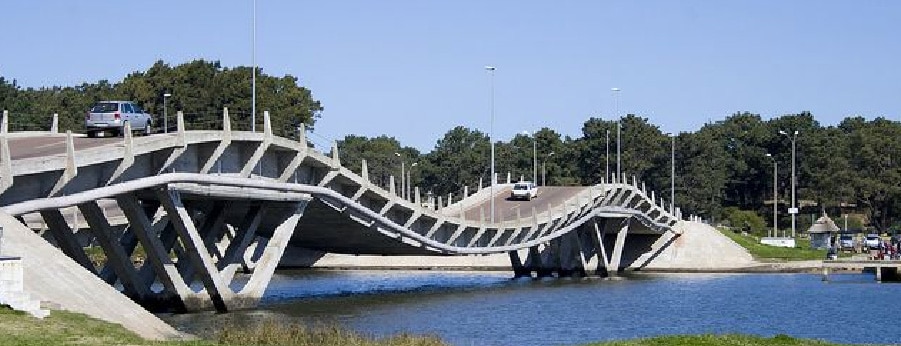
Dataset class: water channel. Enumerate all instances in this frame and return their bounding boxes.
[162,270,901,346]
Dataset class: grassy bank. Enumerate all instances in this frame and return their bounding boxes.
[718,228,828,261]
[0,306,446,346]
[585,334,875,346]
[2,306,881,346]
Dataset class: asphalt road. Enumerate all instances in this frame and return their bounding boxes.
[7,136,121,160]
[460,186,587,222]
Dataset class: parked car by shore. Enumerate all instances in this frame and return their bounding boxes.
[865,234,881,250]
[838,234,856,252]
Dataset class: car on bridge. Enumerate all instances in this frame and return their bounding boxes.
[86,101,153,137]
[510,181,538,200]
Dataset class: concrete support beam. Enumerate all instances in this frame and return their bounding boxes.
[199,110,232,174]
[156,188,232,312]
[219,206,263,283]
[116,193,190,308]
[0,135,12,193]
[107,123,136,184]
[608,218,631,273]
[330,141,341,169]
[237,201,306,307]
[509,249,531,278]
[277,151,308,183]
[593,220,611,276]
[51,114,59,134]
[238,137,271,178]
[176,111,186,147]
[48,131,78,196]
[39,209,96,274]
[78,202,149,299]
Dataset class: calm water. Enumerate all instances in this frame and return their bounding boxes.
[162,270,901,346]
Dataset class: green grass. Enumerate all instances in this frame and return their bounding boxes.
[584,334,878,346]
[0,306,447,346]
[3,307,885,346]
[718,228,829,261]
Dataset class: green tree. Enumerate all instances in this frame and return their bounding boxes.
[422,126,490,196]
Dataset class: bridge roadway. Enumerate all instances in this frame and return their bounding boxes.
[461,186,589,221]
[0,110,683,314]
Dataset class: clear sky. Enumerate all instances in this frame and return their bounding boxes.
[1,1,898,151]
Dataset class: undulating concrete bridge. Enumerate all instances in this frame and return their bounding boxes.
[0,109,685,313]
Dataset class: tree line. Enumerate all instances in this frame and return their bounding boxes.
[0,60,323,136]
[2,61,898,234]
[339,112,901,235]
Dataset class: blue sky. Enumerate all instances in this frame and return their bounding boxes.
[1,1,898,151]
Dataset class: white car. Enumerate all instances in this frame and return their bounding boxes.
[510,182,538,200]
[85,101,153,137]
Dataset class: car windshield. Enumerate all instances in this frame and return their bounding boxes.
[514,184,529,190]
[840,236,852,240]
[90,103,118,113]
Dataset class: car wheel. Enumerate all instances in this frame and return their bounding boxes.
[87,130,95,138]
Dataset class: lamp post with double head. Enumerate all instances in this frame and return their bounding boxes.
[779,130,799,238]
[766,153,778,238]
[485,65,496,223]
[163,93,171,133]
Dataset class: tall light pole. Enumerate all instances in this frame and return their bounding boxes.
[163,93,171,134]
[612,87,621,181]
[408,162,418,202]
[766,153,778,238]
[605,129,610,182]
[670,133,675,214]
[395,152,405,200]
[485,65,496,223]
[523,130,537,183]
[251,0,257,132]
[779,130,799,238]
[542,152,555,186]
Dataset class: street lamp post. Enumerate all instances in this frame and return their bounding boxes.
[670,133,675,214]
[523,130,537,184]
[612,87,621,180]
[542,152,555,187]
[485,66,496,223]
[605,129,610,182]
[395,152,405,200]
[766,153,778,238]
[163,93,171,133]
[251,0,257,132]
[779,130,799,238]
[408,162,418,203]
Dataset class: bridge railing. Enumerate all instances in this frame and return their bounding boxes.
[0,108,311,140]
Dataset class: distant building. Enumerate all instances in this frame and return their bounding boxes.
[808,213,840,250]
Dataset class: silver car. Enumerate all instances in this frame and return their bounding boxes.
[85,101,153,137]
